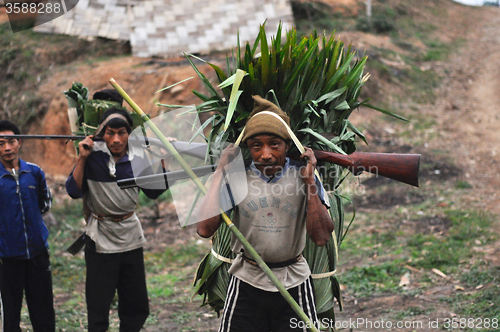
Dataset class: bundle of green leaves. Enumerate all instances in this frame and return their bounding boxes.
[160,23,405,324]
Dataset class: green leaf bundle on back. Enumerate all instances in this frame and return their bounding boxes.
[63,82,144,136]
[64,82,89,110]
[179,23,404,324]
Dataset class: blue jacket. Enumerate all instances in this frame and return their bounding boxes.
[0,159,51,258]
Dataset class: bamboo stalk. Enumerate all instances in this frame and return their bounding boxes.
[109,78,320,332]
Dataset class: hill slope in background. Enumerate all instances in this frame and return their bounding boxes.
[2,1,500,330]
[2,0,495,213]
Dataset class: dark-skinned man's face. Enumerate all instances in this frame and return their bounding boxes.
[246,134,289,177]
[103,127,129,159]
[0,130,20,168]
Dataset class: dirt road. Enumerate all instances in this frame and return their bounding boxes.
[436,6,500,213]
[334,6,500,330]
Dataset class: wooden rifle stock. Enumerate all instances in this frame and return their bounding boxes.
[311,150,420,187]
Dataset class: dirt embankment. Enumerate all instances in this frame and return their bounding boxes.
[21,58,217,181]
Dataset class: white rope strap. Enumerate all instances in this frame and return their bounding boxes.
[82,123,98,133]
[210,246,336,279]
[311,269,337,279]
[211,248,234,264]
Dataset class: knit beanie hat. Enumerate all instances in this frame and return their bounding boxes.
[242,95,292,143]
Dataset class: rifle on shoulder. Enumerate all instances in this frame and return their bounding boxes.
[2,134,419,187]
[118,149,420,189]
[0,135,209,160]
[0,134,90,141]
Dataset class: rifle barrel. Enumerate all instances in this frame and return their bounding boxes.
[3,133,420,187]
[117,164,217,189]
[0,135,208,159]
[0,135,89,140]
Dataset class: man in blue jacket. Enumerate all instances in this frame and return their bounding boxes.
[0,120,55,332]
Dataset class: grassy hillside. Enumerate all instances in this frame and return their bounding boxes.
[3,0,500,330]
[0,19,130,129]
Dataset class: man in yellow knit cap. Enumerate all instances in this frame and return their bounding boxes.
[196,96,334,331]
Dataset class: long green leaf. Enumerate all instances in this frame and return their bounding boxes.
[224,90,243,131]
[347,121,368,145]
[156,77,194,93]
[260,24,270,88]
[283,39,319,97]
[156,103,192,109]
[334,101,350,110]
[223,69,246,130]
[322,52,355,94]
[185,54,221,99]
[298,128,346,155]
[188,114,216,144]
[364,103,409,121]
[314,86,348,104]
[343,57,367,88]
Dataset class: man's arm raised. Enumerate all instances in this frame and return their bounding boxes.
[301,147,334,246]
[196,144,239,238]
[71,136,94,191]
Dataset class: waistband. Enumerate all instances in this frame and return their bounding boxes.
[91,211,134,222]
[242,253,302,268]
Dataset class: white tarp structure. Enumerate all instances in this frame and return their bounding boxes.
[34,0,294,57]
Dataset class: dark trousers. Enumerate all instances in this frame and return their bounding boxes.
[0,249,55,332]
[85,240,149,332]
[219,275,320,332]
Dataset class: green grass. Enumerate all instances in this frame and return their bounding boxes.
[392,306,433,320]
[454,285,500,319]
[460,265,499,288]
[340,225,402,259]
[443,265,500,321]
[455,180,473,189]
[338,207,497,298]
[340,260,407,296]
[148,273,179,298]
